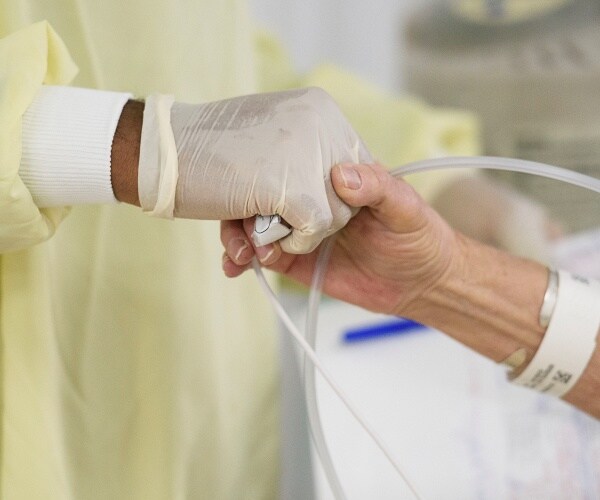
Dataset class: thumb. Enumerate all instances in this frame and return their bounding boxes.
[331,163,430,234]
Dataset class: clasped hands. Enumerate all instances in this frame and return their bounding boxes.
[160,86,483,316]
[174,87,555,377]
[163,87,464,317]
[220,162,461,319]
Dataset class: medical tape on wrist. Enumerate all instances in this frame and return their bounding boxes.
[138,94,178,218]
[510,270,600,397]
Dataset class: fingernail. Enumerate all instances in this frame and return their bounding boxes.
[256,244,277,264]
[228,238,250,264]
[339,164,362,190]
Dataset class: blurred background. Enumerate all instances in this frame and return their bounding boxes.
[249,1,600,499]
[252,0,600,235]
[251,0,419,92]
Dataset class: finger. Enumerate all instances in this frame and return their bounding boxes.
[331,163,430,234]
[324,174,354,236]
[242,217,283,266]
[222,252,252,278]
[220,220,255,266]
[242,218,315,277]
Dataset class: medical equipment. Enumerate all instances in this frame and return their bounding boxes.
[405,0,600,232]
[253,155,600,500]
[252,214,292,247]
[447,0,573,24]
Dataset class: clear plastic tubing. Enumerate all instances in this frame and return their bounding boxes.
[256,156,600,500]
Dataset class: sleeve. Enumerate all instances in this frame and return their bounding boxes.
[20,85,131,207]
[0,22,78,253]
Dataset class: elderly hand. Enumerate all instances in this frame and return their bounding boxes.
[221,163,600,420]
[147,88,371,254]
[221,163,461,316]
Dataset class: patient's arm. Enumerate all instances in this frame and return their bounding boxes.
[221,163,599,418]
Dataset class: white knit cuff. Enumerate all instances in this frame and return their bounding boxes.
[20,86,132,207]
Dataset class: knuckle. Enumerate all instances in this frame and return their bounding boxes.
[314,213,333,233]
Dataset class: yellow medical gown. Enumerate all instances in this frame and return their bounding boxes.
[0,4,479,500]
[0,4,278,499]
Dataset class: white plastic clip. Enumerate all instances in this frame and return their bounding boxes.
[252,215,292,247]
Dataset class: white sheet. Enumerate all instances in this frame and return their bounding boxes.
[298,300,600,500]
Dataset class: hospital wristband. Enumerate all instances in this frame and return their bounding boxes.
[510,270,600,397]
[20,85,132,206]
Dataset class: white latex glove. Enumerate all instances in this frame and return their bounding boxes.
[138,88,372,253]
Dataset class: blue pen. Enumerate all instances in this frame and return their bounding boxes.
[342,318,426,343]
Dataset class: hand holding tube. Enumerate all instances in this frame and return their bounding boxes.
[222,162,600,417]
[139,88,371,253]
[222,161,600,419]
[222,162,460,315]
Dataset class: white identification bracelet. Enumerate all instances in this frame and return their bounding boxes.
[511,270,600,397]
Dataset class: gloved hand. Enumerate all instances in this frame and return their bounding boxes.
[138,88,372,253]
